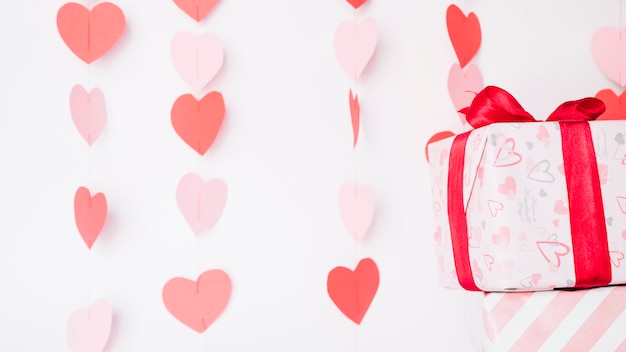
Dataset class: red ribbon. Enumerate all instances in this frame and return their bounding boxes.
[449,86,610,291]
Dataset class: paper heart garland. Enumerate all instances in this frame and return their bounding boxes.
[327,258,379,325]
[162,269,231,333]
[176,173,227,236]
[596,89,626,120]
[74,187,107,249]
[334,18,378,81]
[173,0,219,21]
[67,299,112,352]
[57,2,126,64]
[338,183,375,241]
[349,90,360,148]
[346,0,367,9]
[591,27,626,87]
[446,4,481,69]
[171,91,225,155]
[70,85,106,146]
[448,63,483,125]
[171,31,224,92]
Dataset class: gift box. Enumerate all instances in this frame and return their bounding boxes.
[428,86,626,291]
[481,286,626,351]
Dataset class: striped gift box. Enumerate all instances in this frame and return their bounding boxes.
[482,286,626,351]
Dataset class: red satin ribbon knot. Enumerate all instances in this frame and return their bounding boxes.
[448,86,610,291]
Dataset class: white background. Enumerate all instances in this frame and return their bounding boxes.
[0,1,620,351]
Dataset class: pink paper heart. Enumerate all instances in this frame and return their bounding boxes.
[448,63,483,125]
[74,187,107,249]
[591,26,626,87]
[349,89,360,148]
[334,18,378,80]
[162,269,231,333]
[176,173,227,236]
[338,183,375,241]
[171,31,223,92]
[67,299,112,352]
[70,85,106,146]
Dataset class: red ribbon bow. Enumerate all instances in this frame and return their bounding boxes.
[448,86,610,291]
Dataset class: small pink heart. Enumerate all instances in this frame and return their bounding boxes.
[536,125,550,145]
[493,138,522,167]
[554,200,568,215]
[591,26,626,87]
[553,219,560,227]
[434,226,442,243]
[610,251,625,268]
[492,226,510,246]
[536,241,570,267]
[487,200,504,217]
[162,269,231,333]
[67,299,112,352]
[70,85,106,146]
[349,89,360,148]
[74,187,107,249]
[447,63,483,125]
[483,254,494,271]
[338,183,375,241]
[334,18,378,80]
[497,177,516,197]
[171,31,223,92]
[176,173,227,236]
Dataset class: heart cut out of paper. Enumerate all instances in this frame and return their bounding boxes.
[349,89,360,148]
[176,173,227,236]
[338,183,374,241]
[67,299,112,352]
[171,31,224,92]
[74,187,107,249]
[448,63,483,125]
[70,85,106,146]
[346,0,367,9]
[591,27,626,87]
[173,0,218,21]
[327,258,379,325]
[57,2,126,64]
[334,18,378,81]
[446,4,481,68]
[171,91,225,155]
[596,89,626,120]
[162,269,231,333]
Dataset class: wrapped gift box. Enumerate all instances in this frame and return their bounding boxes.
[428,87,626,291]
[481,286,626,351]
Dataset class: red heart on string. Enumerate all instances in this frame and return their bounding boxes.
[595,89,626,120]
[74,187,107,249]
[425,131,455,162]
[346,0,367,9]
[171,91,225,155]
[446,4,481,68]
[327,258,379,325]
[349,90,360,148]
[173,0,219,22]
[162,269,231,333]
[56,2,126,64]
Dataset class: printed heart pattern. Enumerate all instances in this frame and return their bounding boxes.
[70,85,106,146]
[327,258,379,325]
[527,160,555,183]
[338,183,375,241]
[173,0,219,22]
[536,241,571,267]
[67,299,112,352]
[346,0,367,9]
[596,89,626,120]
[176,173,227,236]
[334,18,378,80]
[74,187,107,249]
[492,226,511,247]
[611,250,625,268]
[171,91,225,155]
[487,200,504,217]
[349,90,360,148]
[425,131,455,162]
[553,200,568,215]
[591,26,626,87]
[162,269,231,333]
[57,2,126,64]
[494,138,522,167]
[446,4,481,68]
[497,177,516,197]
[171,31,224,92]
[617,196,626,214]
[483,254,494,271]
[447,63,483,125]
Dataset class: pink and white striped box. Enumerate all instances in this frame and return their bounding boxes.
[481,286,626,351]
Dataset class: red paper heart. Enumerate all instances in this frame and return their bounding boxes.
[346,0,367,9]
[446,4,481,68]
[596,89,626,120]
[162,269,231,333]
[327,258,379,325]
[425,131,455,162]
[56,2,126,64]
[171,91,225,155]
[349,90,360,148]
[74,187,107,249]
[173,0,219,22]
